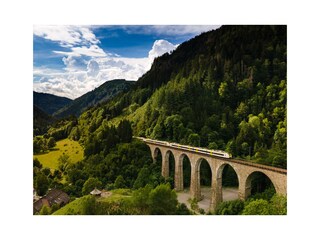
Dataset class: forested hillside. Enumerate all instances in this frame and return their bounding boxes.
[62,25,286,168]
[53,79,135,118]
[33,105,54,135]
[33,91,72,115]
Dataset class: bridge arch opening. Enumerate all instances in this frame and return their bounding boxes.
[245,171,276,199]
[153,147,163,164]
[217,164,239,202]
[164,150,175,188]
[178,153,191,190]
[195,158,212,202]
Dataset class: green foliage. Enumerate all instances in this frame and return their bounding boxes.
[117,120,133,143]
[33,158,42,169]
[242,199,271,215]
[34,172,49,196]
[176,203,192,215]
[149,183,178,215]
[215,200,244,215]
[82,177,102,195]
[39,205,51,215]
[114,175,126,188]
[47,137,56,149]
[58,154,70,173]
[133,167,151,189]
[82,195,97,215]
[130,183,179,215]
[188,133,200,147]
[242,195,287,215]
[64,140,154,197]
[249,187,276,201]
[269,194,287,215]
[189,198,199,212]
[131,184,153,214]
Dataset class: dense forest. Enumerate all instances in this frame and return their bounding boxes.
[33,91,72,115]
[33,25,287,215]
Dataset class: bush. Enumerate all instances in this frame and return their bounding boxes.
[176,203,191,215]
[242,199,271,215]
[39,205,51,215]
[114,175,126,188]
[269,194,287,215]
[149,183,178,215]
[215,199,244,215]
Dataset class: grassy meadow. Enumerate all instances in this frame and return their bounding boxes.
[33,138,84,170]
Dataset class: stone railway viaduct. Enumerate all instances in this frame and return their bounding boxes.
[138,138,287,210]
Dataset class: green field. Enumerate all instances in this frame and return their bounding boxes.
[34,138,84,170]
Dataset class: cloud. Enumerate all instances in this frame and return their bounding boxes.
[54,45,107,57]
[87,59,100,77]
[150,25,221,35]
[148,39,178,59]
[122,25,221,36]
[33,25,100,47]
[34,39,178,99]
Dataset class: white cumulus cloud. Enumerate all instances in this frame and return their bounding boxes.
[148,39,178,60]
[87,59,100,77]
[54,45,107,57]
[33,25,100,47]
[34,39,178,99]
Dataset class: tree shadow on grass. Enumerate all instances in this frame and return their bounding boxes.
[34,148,60,155]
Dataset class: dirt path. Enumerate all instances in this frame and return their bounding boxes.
[177,187,238,213]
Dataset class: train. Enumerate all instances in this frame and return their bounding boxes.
[170,143,232,158]
[135,137,232,159]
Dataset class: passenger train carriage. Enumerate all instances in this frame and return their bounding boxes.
[136,137,232,159]
[170,143,232,158]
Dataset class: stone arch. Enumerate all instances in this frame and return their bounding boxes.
[176,153,192,191]
[216,163,240,202]
[216,163,240,182]
[153,147,162,162]
[191,157,213,201]
[163,149,175,181]
[244,170,277,198]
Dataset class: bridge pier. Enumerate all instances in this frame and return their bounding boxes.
[190,161,201,200]
[238,177,251,200]
[210,176,223,211]
[174,153,183,191]
[162,153,169,179]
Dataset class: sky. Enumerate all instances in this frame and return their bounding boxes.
[33,25,220,99]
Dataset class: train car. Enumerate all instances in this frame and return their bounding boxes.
[170,143,231,158]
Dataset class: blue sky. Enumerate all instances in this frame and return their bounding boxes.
[33,25,220,99]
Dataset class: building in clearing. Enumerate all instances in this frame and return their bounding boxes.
[33,189,70,214]
[90,188,102,196]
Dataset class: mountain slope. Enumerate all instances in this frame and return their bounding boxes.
[53,79,135,118]
[47,25,287,168]
[33,105,54,135]
[33,91,72,115]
